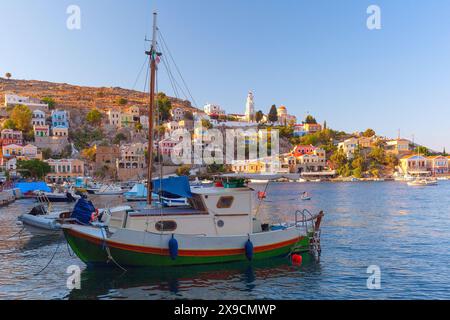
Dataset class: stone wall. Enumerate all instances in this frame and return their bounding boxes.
[34,136,69,154]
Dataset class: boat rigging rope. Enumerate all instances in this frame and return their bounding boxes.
[158,30,199,108]
[132,55,150,91]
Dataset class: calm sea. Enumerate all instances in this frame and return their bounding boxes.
[1,181,449,300]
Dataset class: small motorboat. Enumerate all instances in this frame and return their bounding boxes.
[18,200,132,235]
[34,190,80,203]
[94,185,125,196]
[300,193,311,201]
[407,179,438,186]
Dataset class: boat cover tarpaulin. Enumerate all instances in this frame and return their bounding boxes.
[14,182,51,193]
[71,198,95,225]
[125,183,147,197]
[152,176,193,199]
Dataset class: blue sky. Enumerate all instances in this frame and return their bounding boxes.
[1,0,450,151]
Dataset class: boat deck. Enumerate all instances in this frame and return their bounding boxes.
[128,207,208,217]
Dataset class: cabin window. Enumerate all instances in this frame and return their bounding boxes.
[217,220,225,228]
[155,221,177,232]
[217,196,234,209]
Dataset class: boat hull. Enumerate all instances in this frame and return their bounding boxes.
[63,225,310,267]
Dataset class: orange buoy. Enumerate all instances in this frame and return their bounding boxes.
[292,254,302,266]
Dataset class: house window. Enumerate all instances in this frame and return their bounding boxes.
[155,221,177,232]
[217,196,234,209]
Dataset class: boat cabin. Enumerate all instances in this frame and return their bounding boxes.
[108,177,261,237]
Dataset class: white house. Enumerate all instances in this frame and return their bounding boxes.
[32,110,46,126]
[171,107,185,121]
[107,110,121,127]
[203,104,225,117]
[338,137,359,159]
[4,94,49,111]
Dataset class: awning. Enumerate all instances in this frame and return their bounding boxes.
[152,176,193,199]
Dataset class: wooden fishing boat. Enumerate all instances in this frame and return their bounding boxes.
[63,177,324,267]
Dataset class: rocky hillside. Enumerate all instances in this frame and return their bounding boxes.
[0,77,197,122]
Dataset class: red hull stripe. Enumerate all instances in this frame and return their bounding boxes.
[66,228,303,257]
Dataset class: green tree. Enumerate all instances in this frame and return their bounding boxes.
[176,165,191,177]
[363,128,376,137]
[116,97,128,106]
[41,148,52,160]
[268,105,278,123]
[86,109,103,126]
[70,127,105,150]
[368,146,386,164]
[305,115,317,124]
[135,122,143,131]
[10,105,32,132]
[201,119,213,129]
[184,110,194,121]
[255,110,264,123]
[41,97,56,110]
[113,132,128,145]
[81,146,96,162]
[415,146,429,156]
[5,72,12,80]
[2,119,16,130]
[156,92,172,122]
[16,159,51,179]
[330,148,348,176]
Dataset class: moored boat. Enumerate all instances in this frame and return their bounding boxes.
[94,185,125,196]
[63,176,324,267]
[407,179,438,186]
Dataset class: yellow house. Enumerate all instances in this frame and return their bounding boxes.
[231,160,265,174]
[399,155,429,176]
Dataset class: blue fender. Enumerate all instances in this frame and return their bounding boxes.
[169,235,178,260]
[245,239,254,261]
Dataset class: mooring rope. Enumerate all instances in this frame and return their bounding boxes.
[34,234,64,276]
[99,226,127,272]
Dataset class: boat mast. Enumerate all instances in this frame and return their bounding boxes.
[146,12,158,205]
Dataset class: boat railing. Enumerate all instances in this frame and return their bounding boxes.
[295,209,317,234]
[35,191,52,213]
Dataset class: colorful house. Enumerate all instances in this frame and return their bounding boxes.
[2,144,24,157]
[52,126,69,137]
[293,124,306,137]
[304,123,322,134]
[34,125,50,137]
[427,156,448,176]
[386,139,411,155]
[338,137,359,159]
[51,110,69,128]
[291,145,317,157]
[400,155,429,176]
[45,159,85,183]
[0,129,23,146]
[32,110,46,126]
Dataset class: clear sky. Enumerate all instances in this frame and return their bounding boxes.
[1,0,450,151]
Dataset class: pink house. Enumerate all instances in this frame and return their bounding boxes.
[291,145,317,157]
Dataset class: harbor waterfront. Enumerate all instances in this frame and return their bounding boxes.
[1,181,450,300]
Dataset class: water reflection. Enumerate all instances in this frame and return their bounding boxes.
[67,254,320,300]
